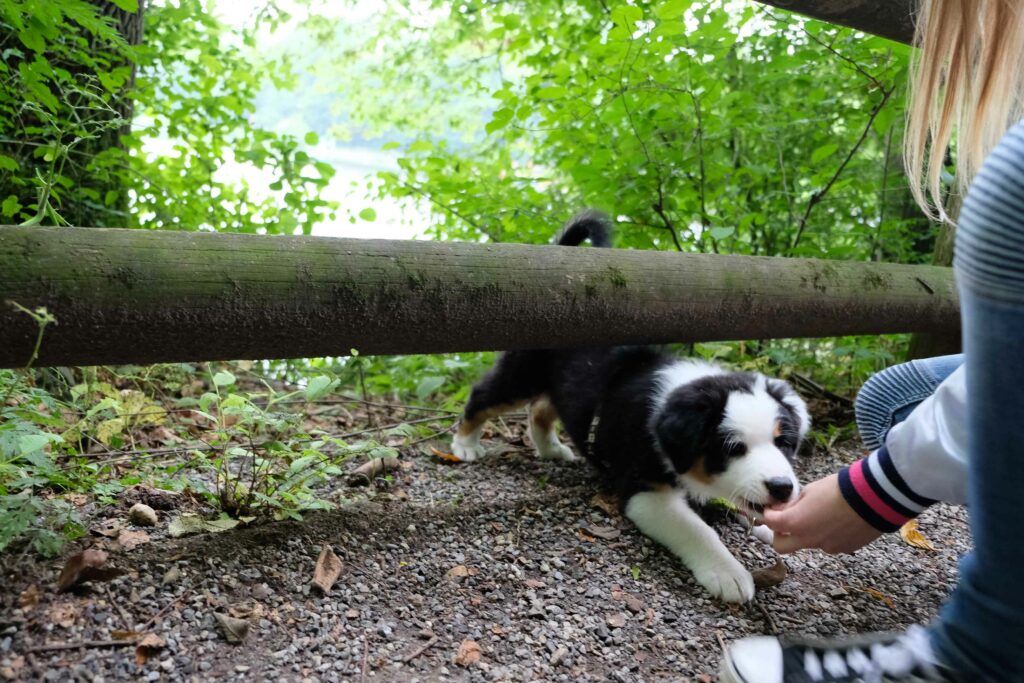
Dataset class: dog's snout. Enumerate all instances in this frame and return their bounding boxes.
[764,477,794,503]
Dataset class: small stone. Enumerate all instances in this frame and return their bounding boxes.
[606,613,627,629]
[549,647,568,666]
[129,503,158,526]
[162,566,182,585]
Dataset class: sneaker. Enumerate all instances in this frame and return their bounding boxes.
[720,625,962,683]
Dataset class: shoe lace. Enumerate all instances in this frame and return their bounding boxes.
[796,627,944,682]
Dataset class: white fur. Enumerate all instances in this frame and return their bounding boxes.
[652,359,727,409]
[769,378,811,439]
[452,430,487,462]
[625,488,755,603]
[529,410,578,462]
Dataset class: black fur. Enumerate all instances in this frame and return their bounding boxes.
[556,209,612,248]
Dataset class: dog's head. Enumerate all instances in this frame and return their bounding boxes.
[651,371,808,518]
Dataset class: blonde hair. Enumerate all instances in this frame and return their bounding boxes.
[905,0,1024,222]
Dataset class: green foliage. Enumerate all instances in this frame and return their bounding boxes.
[1,0,336,233]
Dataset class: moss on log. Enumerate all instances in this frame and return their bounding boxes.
[0,226,958,368]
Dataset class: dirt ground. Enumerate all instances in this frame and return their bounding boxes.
[1,409,971,682]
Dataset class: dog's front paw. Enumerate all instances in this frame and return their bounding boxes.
[451,434,486,462]
[693,560,755,603]
[538,441,578,462]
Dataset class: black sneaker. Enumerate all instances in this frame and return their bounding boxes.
[720,626,962,683]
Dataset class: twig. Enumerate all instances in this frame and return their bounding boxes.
[106,585,133,632]
[360,635,370,683]
[137,590,192,632]
[755,600,780,635]
[789,86,894,254]
[402,635,438,663]
[27,639,133,653]
[715,629,728,654]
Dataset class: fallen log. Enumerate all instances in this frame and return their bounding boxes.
[0,226,958,368]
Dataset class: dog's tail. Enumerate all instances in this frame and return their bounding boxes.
[556,209,612,248]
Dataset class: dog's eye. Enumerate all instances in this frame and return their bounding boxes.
[725,442,746,457]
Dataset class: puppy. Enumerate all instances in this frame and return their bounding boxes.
[452,212,809,603]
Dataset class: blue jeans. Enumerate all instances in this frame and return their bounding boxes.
[854,354,963,450]
[857,122,1024,680]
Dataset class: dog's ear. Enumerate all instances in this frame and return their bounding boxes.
[652,385,719,473]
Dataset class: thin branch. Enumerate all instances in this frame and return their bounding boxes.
[789,86,894,254]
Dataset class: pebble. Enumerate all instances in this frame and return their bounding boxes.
[129,503,159,526]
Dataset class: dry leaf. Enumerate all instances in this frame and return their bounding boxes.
[752,559,788,589]
[18,585,40,611]
[134,633,165,665]
[56,549,122,593]
[524,579,546,589]
[446,565,478,581]
[842,585,896,609]
[899,520,936,551]
[579,525,621,541]
[454,639,481,667]
[431,447,462,463]
[215,612,250,644]
[91,520,124,539]
[48,602,78,629]
[117,529,151,552]
[490,624,506,636]
[111,629,140,641]
[312,545,343,594]
[590,493,620,518]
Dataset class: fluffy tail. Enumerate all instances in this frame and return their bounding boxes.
[557,209,612,248]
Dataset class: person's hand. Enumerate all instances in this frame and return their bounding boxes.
[763,473,883,554]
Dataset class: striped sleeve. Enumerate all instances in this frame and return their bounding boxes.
[838,446,938,532]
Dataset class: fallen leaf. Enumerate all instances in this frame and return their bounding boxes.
[752,559,788,589]
[117,529,151,552]
[579,525,621,541]
[431,447,462,463]
[524,579,546,589]
[899,520,936,551]
[590,493,620,517]
[454,639,481,667]
[48,602,78,629]
[345,608,359,619]
[446,565,478,581]
[134,633,165,665]
[18,585,40,611]
[162,566,182,585]
[91,520,124,539]
[490,624,506,636]
[56,549,123,593]
[842,584,896,610]
[606,613,627,629]
[215,612,250,644]
[312,544,343,594]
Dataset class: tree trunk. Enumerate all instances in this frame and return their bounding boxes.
[0,226,959,368]
[753,1,916,45]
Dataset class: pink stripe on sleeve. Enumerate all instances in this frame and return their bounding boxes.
[848,460,910,527]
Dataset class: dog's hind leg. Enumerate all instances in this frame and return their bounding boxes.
[453,352,543,462]
[529,397,578,462]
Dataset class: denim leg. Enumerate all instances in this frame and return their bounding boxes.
[928,290,1024,680]
[854,354,963,450]
[927,122,1024,680]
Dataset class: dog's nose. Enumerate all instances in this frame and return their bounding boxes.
[764,477,794,503]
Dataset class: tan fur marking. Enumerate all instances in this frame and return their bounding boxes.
[457,400,529,436]
[649,483,674,493]
[773,421,783,438]
[529,397,559,432]
[686,457,714,484]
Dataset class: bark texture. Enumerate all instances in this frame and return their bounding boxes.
[0,226,959,368]
[753,0,917,45]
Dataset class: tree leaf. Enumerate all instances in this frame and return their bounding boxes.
[304,131,319,145]
[109,0,139,11]
[415,376,445,400]
[811,143,839,164]
[358,207,377,222]
[213,371,236,387]
[304,375,337,401]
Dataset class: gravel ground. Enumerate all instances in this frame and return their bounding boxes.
[1,418,971,682]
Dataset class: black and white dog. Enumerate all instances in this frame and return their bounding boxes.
[452,212,810,603]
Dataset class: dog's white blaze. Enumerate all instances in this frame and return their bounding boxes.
[652,360,726,408]
[625,488,755,603]
[712,386,800,504]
